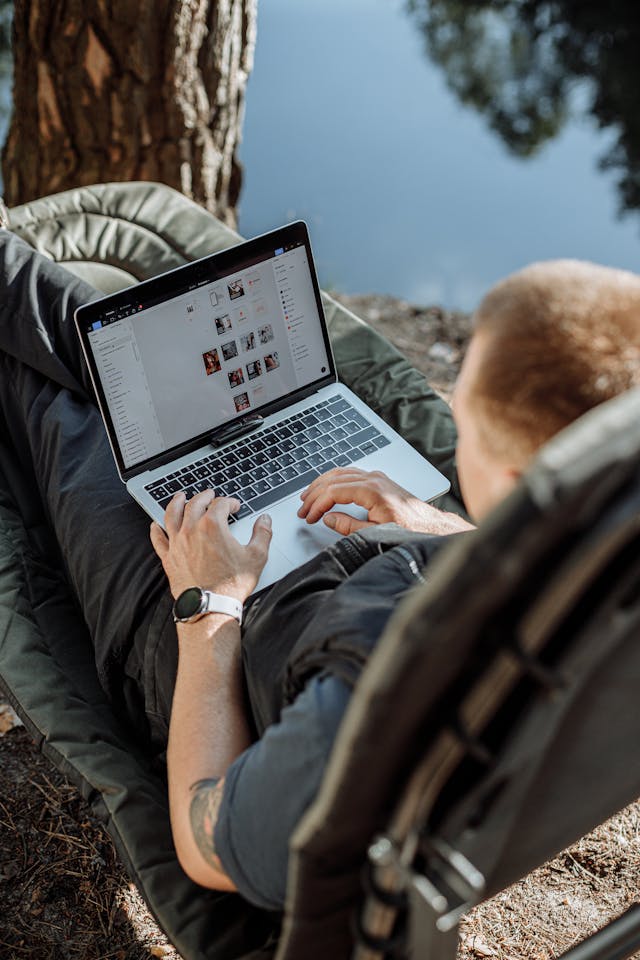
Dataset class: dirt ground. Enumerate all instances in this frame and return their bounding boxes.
[1,292,639,959]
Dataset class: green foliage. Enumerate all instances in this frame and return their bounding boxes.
[406,0,640,215]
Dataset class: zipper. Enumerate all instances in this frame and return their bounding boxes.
[395,546,427,584]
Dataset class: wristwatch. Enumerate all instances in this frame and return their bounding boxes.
[172,587,243,625]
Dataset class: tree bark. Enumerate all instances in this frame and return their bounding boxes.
[2,0,257,225]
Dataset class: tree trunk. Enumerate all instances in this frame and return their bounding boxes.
[2,0,257,226]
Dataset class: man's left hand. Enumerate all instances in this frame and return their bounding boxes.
[150,490,272,602]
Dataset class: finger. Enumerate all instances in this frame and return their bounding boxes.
[164,492,187,536]
[298,473,366,519]
[149,520,169,557]
[301,480,379,524]
[248,513,273,560]
[323,512,374,536]
[299,467,368,503]
[202,495,241,528]
[181,488,218,526]
[298,469,375,519]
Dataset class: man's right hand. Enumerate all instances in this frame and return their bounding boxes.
[297,467,475,537]
[150,490,272,603]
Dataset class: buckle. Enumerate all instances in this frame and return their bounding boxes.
[364,834,485,959]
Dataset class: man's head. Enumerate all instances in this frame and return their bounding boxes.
[452,259,640,520]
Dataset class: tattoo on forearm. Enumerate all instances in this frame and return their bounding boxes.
[189,777,225,870]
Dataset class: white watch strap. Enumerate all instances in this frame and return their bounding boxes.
[202,591,243,625]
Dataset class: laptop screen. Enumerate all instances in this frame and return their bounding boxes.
[76,223,334,478]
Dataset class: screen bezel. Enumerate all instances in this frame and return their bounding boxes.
[74,221,336,481]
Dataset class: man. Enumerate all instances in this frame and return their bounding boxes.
[148,259,640,906]
[0,232,638,909]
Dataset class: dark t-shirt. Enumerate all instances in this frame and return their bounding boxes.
[214,674,351,910]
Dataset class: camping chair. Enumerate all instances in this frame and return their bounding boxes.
[275,385,640,960]
[1,182,639,959]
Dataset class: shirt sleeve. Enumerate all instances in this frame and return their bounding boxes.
[214,674,351,910]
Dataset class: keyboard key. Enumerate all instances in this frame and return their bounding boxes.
[267,472,285,486]
[373,436,391,449]
[248,438,266,453]
[164,479,183,493]
[223,479,242,496]
[307,453,326,468]
[238,458,253,473]
[220,451,239,466]
[248,469,319,512]
[280,437,296,452]
[181,471,197,485]
[252,479,271,495]
[252,465,268,480]
[335,440,352,454]
[239,484,258,500]
[234,502,253,519]
[351,413,370,428]
[236,444,252,459]
[224,464,242,479]
[329,426,347,441]
[360,441,378,455]
[276,426,293,439]
[193,465,212,480]
[278,453,295,467]
[254,451,269,465]
[262,433,280,446]
[264,462,281,475]
[147,485,168,501]
[332,413,348,426]
[328,397,350,412]
[304,413,319,425]
[349,426,379,447]
[147,478,166,491]
[193,480,212,493]
[289,421,305,433]
[335,454,351,467]
[280,466,298,481]
[305,440,321,453]
[306,426,322,440]
[343,421,360,435]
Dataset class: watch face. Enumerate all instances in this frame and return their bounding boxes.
[174,587,205,621]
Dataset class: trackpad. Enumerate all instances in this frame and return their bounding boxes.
[235,497,352,591]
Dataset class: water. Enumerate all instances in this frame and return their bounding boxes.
[0,1,638,312]
[238,0,640,310]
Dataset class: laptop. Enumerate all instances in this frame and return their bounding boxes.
[75,221,450,591]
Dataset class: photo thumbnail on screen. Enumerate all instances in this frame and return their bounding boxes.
[203,348,221,376]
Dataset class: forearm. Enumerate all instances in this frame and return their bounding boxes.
[167,613,251,888]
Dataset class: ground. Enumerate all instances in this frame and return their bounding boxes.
[1,292,639,960]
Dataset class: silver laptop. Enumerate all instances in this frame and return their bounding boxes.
[75,221,449,591]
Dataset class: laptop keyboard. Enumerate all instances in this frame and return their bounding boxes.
[143,394,390,521]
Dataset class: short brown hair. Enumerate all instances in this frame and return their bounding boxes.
[470,259,640,463]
